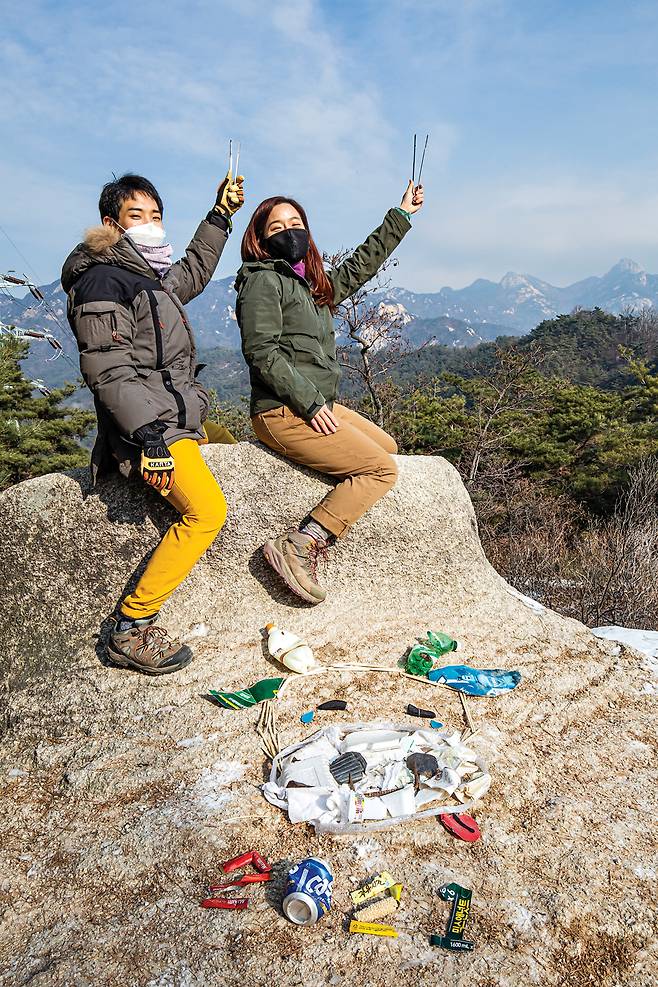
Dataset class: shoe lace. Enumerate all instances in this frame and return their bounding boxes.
[305,539,329,581]
[135,625,171,660]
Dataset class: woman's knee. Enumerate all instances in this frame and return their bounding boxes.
[375,453,398,490]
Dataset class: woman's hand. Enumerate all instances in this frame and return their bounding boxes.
[401,180,424,214]
[310,404,340,435]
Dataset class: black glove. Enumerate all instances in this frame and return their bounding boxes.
[133,421,175,496]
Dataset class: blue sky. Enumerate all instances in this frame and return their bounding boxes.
[2,0,658,292]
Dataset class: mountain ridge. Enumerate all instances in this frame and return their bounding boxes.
[3,258,658,387]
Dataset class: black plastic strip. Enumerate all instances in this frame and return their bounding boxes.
[146,289,164,369]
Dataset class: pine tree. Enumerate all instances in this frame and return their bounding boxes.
[0,337,95,490]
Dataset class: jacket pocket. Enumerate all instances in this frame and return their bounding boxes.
[132,367,180,422]
[286,333,333,369]
[75,301,124,351]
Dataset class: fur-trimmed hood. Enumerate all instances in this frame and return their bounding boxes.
[60,223,153,294]
[83,223,122,255]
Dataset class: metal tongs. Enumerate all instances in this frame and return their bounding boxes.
[411,132,429,185]
[227,139,243,205]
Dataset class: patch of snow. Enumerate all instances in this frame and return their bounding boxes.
[350,837,383,870]
[400,944,441,968]
[506,902,544,932]
[505,584,546,612]
[592,626,658,659]
[146,963,197,987]
[592,626,658,694]
[176,735,205,749]
[633,864,656,880]
[192,760,246,813]
[183,622,210,641]
[377,301,412,324]
[501,272,528,289]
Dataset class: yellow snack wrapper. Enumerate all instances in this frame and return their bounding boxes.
[349,920,398,938]
[350,871,397,906]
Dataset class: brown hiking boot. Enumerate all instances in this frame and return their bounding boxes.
[107,621,193,675]
[263,530,328,605]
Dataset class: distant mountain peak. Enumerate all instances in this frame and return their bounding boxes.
[500,271,528,289]
[607,258,644,276]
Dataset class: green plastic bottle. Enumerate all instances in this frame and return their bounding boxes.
[405,630,458,676]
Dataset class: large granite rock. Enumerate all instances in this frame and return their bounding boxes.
[0,444,654,985]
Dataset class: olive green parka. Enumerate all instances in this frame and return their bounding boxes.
[235,207,411,420]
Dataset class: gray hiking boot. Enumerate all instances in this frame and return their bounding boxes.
[107,620,193,675]
[263,530,328,605]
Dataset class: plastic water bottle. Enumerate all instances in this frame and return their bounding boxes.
[282,857,333,925]
[265,624,317,674]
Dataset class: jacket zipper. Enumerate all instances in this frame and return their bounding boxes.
[162,369,186,428]
[146,287,186,429]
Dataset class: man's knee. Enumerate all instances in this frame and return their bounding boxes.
[189,487,228,536]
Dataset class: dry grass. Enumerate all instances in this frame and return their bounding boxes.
[548,918,642,987]
[478,459,658,629]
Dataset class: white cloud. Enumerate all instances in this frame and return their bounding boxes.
[3,0,658,295]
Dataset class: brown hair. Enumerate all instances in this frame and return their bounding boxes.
[241,196,335,308]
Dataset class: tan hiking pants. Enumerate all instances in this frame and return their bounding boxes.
[252,403,398,538]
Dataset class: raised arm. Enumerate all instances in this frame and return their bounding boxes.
[237,271,326,420]
[165,214,230,305]
[329,181,424,305]
[165,170,245,305]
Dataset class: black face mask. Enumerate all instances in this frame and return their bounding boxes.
[265,228,310,265]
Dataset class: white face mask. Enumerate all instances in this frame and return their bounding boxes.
[121,221,167,247]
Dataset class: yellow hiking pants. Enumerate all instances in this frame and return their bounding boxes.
[120,437,227,619]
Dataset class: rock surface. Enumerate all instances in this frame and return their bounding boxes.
[0,443,655,986]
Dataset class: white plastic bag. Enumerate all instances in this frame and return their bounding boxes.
[263,721,487,834]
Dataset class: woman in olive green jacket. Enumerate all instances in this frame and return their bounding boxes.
[235,180,424,604]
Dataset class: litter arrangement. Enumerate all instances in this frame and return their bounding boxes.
[263,723,490,833]
[200,853,476,950]
[203,617,521,947]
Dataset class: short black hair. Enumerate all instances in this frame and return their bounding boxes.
[98,173,164,221]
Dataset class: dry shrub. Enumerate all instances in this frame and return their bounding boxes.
[476,458,658,629]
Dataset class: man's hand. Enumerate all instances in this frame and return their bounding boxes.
[401,179,424,214]
[310,404,340,435]
[134,421,175,496]
[215,170,245,219]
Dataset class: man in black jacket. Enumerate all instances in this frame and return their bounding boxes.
[62,170,244,674]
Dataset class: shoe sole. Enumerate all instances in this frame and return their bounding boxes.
[263,540,325,605]
[106,643,194,676]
